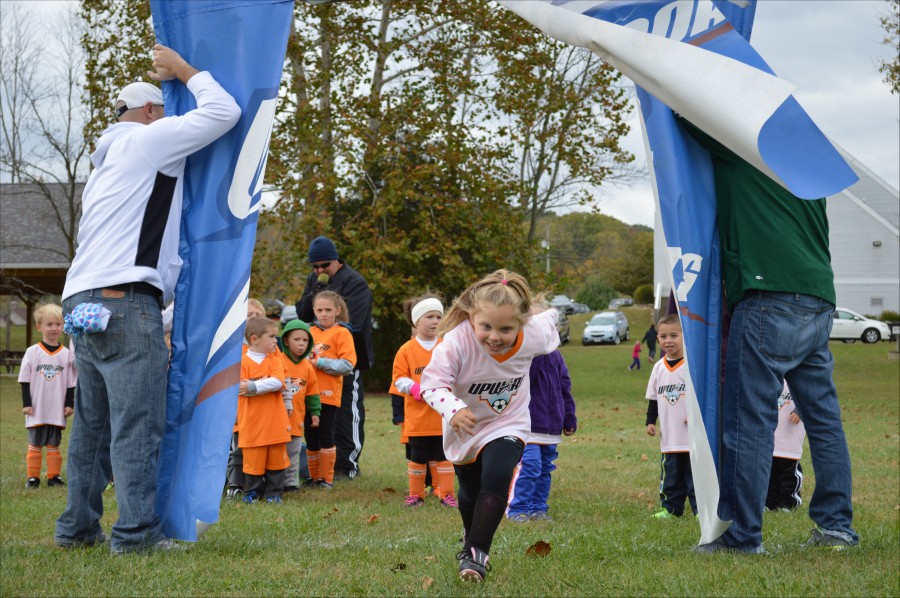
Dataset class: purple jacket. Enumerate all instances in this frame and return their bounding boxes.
[528,350,577,435]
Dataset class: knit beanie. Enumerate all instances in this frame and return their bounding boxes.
[281,319,315,361]
[308,236,339,264]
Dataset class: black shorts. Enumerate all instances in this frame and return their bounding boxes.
[407,435,446,464]
[28,425,62,447]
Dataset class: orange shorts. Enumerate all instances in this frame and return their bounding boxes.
[242,443,289,475]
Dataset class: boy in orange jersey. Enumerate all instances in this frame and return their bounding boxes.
[390,294,457,508]
[238,317,291,504]
[279,319,321,491]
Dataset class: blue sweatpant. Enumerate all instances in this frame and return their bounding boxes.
[507,443,558,517]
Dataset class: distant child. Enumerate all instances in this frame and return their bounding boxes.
[226,297,268,498]
[280,319,321,491]
[420,269,560,583]
[18,304,77,489]
[238,317,290,503]
[644,314,696,518]
[628,339,642,371]
[306,291,356,489]
[507,303,577,522]
[766,381,806,512]
[390,294,458,508]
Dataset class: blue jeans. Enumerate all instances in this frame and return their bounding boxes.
[719,291,858,548]
[508,443,558,516]
[55,288,168,552]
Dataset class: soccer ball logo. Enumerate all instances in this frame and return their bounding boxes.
[488,394,510,414]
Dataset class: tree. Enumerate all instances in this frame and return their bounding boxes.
[0,2,89,261]
[878,0,900,94]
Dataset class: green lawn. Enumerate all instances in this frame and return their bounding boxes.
[0,317,897,596]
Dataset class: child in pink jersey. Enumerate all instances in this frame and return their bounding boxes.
[19,304,77,489]
[644,314,696,518]
[766,380,806,511]
[420,270,559,583]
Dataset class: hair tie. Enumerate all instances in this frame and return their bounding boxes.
[501,279,508,285]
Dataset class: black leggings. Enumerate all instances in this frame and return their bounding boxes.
[454,436,524,554]
[305,404,337,451]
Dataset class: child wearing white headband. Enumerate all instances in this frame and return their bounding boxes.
[389,293,458,509]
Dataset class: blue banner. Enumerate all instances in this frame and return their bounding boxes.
[151,0,293,541]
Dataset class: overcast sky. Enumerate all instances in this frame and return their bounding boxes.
[603,0,900,227]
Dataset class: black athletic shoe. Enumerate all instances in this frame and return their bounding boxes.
[26,477,40,489]
[47,476,65,487]
[457,546,490,582]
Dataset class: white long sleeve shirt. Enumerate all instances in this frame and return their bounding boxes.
[420,309,559,464]
[63,71,241,304]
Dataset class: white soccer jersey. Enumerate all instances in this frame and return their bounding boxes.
[18,344,77,428]
[645,357,689,453]
[774,381,805,459]
[420,309,559,464]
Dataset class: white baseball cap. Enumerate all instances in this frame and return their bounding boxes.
[115,82,163,117]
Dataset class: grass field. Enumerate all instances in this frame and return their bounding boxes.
[0,311,897,597]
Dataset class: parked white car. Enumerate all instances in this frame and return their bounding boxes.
[582,311,629,345]
[830,308,891,343]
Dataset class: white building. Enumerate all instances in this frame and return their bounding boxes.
[654,148,900,317]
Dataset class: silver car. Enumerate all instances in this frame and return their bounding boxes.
[582,311,629,345]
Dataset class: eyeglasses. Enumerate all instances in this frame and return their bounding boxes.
[311,262,332,270]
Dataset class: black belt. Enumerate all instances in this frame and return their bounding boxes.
[103,282,163,300]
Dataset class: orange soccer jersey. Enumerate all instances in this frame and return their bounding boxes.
[280,351,320,437]
[390,338,442,437]
[310,324,356,408]
[238,351,290,448]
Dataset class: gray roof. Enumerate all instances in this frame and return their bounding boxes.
[0,183,83,266]
[834,144,899,230]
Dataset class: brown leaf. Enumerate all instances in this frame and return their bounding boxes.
[640,454,649,461]
[367,514,379,524]
[525,540,552,557]
[613,407,620,412]
[323,507,339,519]
[390,563,406,573]
[424,555,437,562]
[382,487,397,494]
[422,577,434,589]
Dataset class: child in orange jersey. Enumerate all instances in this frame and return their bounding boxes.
[307,291,356,489]
[19,304,77,489]
[238,317,291,504]
[280,319,321,491]
[226,298,268,499]
[390,293,458,508]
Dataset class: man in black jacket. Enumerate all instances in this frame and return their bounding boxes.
[295,236,373,479]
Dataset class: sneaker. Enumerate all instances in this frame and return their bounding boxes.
[652,509,673,519]
[806,527,857,551]
[47,476,65,487]
[457,546,491,582]
[266,495,283,504]
[26,477,40,489]
[404,495,425,508]
[242,490,260,504]
[507,513,530,523]
[225,486,242,499]
[56,533,107,549]
[316,481,333,490]
[530,511,553,522]
[693,536,769,555]
[300,478,317,489]
[283,486,299,493]
[440,494,458,508]
[111,537,186,555]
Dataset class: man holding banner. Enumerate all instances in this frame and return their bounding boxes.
[55,44,240,554]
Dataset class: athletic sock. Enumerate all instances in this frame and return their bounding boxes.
[408,461,427,498]
[466,491,507,554]
[26,445,42,478]
[46,445,62,478]
[320,447,337,484]
[307,450,320,481]
[436,460,455,499]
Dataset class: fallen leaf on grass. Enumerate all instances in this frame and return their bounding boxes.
[382,487,397,494]
[422,577,434,589]
[323,507,339,519]
[637,491,646,499]
[390,563,406,573]
[613,407,620,412]
[424,555,436,562]
[525,540,552,557]
[367,514,379,524]
[640,454,648,461]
